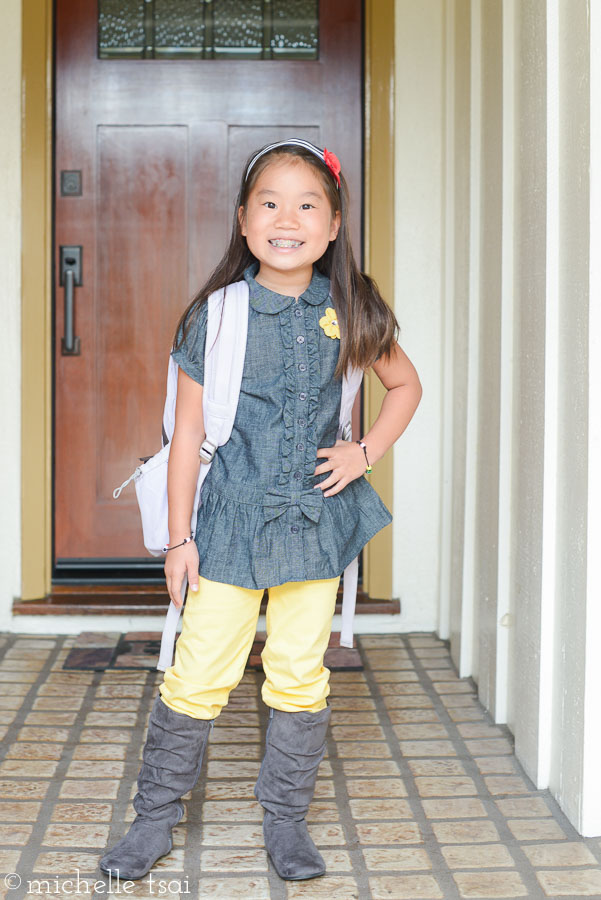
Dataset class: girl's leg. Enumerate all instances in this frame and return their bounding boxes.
[261,576,340,712]
[254,576,340,881]
[160,576,264,718]
[100,577,263,880]
[100,693,212,880]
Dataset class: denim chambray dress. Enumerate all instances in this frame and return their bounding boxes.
[170,263,392,589]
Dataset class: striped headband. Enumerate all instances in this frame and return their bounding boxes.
[244,139,341,188]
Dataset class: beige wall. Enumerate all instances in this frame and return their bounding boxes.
[549,0,591,828]
[446,0,471,663]
[0,0,22,624]
[430,0,601,835]
[393,0,444,631]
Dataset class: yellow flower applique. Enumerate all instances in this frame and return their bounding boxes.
[319,307,340,340]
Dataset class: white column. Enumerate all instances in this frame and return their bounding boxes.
[393,0,444,631]
[537,0,560,787]
[0,0,22,621]
[438,0,456,642]
[494,0,516,726]
[458,0,482,678]
[510,0,548,784]
[542,0,591,825]
[582,0,601,832]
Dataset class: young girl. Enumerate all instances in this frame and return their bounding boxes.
[100,138,422,883]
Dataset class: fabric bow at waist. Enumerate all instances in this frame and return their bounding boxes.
[263,487,324,524]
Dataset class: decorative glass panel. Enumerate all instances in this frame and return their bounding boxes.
[97,0,318,60]
[272,0,318,56]
[155,0,205,57]
[212,0,263,57]
[98,0,145,58]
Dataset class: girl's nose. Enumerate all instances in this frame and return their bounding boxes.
[275,206,299,229]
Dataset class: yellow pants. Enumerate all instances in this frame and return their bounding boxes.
[159,575,340,719]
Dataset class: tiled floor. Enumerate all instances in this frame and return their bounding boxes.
[1,632,601,900]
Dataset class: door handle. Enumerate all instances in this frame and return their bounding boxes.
[60,245,82,355]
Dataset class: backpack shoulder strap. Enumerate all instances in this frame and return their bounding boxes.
[202,281,249,455]
[161,282,250,449]
[157,280,249,673]
[338,364,364,650]
[338,365,363,440]
[162,357,180,447]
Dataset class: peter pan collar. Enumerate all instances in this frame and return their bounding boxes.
[243,263,330,314]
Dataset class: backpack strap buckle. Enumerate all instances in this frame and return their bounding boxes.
[341,420,353,442]
[199,439,217,464]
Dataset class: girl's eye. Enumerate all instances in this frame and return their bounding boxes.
[301,203,314,210]
[263,201,277,209]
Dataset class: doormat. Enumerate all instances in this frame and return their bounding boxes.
[63,631,362,671]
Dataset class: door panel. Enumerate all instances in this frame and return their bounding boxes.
[97,126,188,527]
[54,0,363,567]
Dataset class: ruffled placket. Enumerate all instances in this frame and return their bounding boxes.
[303,304,322,481]
[278,307,296,488]
[275,300,323,576]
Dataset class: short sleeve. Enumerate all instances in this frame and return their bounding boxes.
[170,302,209,386]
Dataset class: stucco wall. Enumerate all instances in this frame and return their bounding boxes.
[447,0,471,681]
[432,0,601,836]
[0,0,22,626]
[583,0,601,841]
[393,0,444,631]
[549,0,590,829]
[475,0,503,709]
[512,0,548,783]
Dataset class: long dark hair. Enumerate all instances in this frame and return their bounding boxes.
[173,143,399,377]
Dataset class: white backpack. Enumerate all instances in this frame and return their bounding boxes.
[113,280,363,671]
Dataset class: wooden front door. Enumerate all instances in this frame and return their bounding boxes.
[54,0,362,576]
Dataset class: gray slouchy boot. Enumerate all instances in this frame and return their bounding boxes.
[99,693,211,880]
[255,705,331,880]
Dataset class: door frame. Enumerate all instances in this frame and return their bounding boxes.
[20,0,395,603]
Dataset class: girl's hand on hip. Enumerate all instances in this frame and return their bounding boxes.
[164,542,200,608]
[313,439,366,497]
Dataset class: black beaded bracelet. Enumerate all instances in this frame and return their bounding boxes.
[356,440,373,474]
[163,535,194,553]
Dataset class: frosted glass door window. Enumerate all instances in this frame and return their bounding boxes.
[98,0,319,59]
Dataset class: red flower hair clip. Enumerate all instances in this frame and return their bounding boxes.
[323,148,341,187]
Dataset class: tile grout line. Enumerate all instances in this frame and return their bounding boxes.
[0,634,67,748]
[254,675,286,900]
[326,679,373,900]
[92,669,157,897]
[0,632,64,900]
[406,639,545,897]
[1,634,102,899]
[359,635,463,900]
[196,672,279,899]
[184,668,282,898]
[160,667,204,900]
[405,637,579,899]
[5,634,601,900]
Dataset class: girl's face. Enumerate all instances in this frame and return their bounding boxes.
[239,157,340,293]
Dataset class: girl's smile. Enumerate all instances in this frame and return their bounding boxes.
[269,239,304,249]
[239,158,340,295]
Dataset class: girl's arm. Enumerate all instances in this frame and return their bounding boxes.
[165,368,205,606]
[358,342,423,465]
[314,342,422,496]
